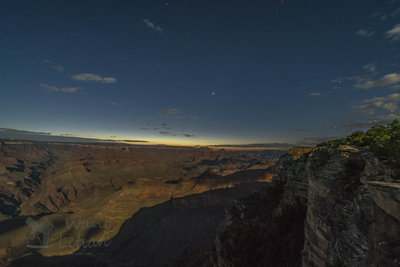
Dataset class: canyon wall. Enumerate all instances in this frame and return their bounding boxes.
[214,146,400,266]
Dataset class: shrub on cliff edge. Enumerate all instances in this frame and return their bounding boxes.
[319,120,400,177]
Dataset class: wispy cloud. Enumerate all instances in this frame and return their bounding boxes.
[333,93,400,131]
[140,122,172,131]
[43,60,65,72]
[157,108,187,119]
[309,92,321,96]
[386,24,400,40]
[143,19,163,32]
[161,123,171,129]
[355,29,375,37]
[362,63,377,73]
[159,131,195,138]
[71,73,117,83]
[159,108,179,117]
[356,73,400,89]
[181,133,195,138]
[159,131,176,136]
[61,87,79,93]
[354,93,400,115]
[41,84,79,93]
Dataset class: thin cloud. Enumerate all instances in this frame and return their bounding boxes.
[159,108,179,117]
[362,63,377,73]
[43,60,65,72]
[71,73,117,83]
[41,83,59,92]
[356,73,400,89]
[181,133,195,138]
[158,108,190,119]
[143,19,163,32]
[386,24,400,40]
[309,92,321,96]
[102,77,117,83]
[355,29,375,37]
[159,131,194,137]
[354,93,400,115]
[61,87,79,93]
[53,65,65,72]
[41,84,79,93]
[159,131,176,136]
[161,123,171,130]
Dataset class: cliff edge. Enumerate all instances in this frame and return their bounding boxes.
[213,144,400,266]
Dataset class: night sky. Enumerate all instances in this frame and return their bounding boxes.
[1,0,400,145]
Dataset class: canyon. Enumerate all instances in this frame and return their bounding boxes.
[1,138,400,266]
[0,140,281,265]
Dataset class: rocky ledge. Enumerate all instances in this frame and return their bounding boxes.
[213,146,400,266]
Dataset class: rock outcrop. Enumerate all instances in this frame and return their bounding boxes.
[302,146,400,266]
[213,146,400,266]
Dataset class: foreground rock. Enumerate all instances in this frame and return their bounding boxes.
[212,146,400,266]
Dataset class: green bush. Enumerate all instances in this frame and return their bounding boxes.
[319,120,400,177]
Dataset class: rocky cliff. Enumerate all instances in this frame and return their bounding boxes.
[213,146,400,266]
[302,146,400,266]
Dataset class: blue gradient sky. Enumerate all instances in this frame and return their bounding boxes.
[1,0,400,145]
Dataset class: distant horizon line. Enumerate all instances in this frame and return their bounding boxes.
[0,127,319,149]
